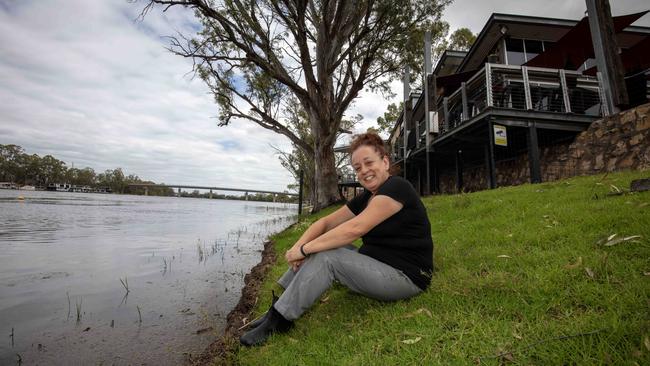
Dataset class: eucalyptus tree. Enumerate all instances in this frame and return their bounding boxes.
[139,0,451,211]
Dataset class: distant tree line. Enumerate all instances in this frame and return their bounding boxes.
[180,190,295,203]
[0,144,296,202]
[0,144,172,196]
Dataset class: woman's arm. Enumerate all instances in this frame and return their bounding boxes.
[285,195,403,263]
[290,205,356,250]
[285,205,355,270]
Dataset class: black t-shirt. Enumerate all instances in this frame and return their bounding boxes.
[346,176,434,290]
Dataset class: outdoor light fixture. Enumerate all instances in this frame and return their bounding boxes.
[500,25,508,35]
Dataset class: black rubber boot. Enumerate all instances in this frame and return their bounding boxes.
[246,290,279,329]
[239,305,292,346]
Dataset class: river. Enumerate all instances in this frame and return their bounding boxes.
[0,190,296,365]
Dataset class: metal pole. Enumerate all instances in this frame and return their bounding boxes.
[443,97,449,132]
[485,64,493,107]
[559,70,572,113]
[461,82,468,121]
[424,30,432,195]
[403,66,410,179]
[522,66,532,110]
[298,169,303,215]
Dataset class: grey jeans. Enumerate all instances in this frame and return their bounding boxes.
[273,245,423,320]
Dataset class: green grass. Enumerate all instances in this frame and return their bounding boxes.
[235,171,650,365]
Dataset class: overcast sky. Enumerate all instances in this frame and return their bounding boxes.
[1,0,648,192]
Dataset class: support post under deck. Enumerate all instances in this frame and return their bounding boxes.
[432,152,440,194]
[527,124,542,183]
[455,149,464,193]
[486,122,497,189]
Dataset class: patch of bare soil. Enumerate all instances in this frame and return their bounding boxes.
[189,240,278,365]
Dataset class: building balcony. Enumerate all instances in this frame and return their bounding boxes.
[436,63,606,136]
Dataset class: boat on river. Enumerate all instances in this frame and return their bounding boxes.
[0,182,18,189]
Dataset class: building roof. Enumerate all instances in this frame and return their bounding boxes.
[455,12,650,73]
[433,50,467,77]
[525,11,649,69]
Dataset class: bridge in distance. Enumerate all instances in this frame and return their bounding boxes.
[128,183,298,201]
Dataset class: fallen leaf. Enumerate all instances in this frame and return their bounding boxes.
[419,308,433,318]
[644,272,650,276]
[512,331,522,340]
[83,327,91,332]
[565,256,583,269]
[497,255,511,259]
[604,235,642,247]
[401,336,422,344]
[644,336,650,351]
[320,296,330,303]
[585,267,595,279]
[507,233,513,238]
[403,308,432,319]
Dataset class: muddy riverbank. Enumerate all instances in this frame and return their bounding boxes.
[189,239,280,365]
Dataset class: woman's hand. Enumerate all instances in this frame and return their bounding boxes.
[285,245,306,264]
[290,258,305,271]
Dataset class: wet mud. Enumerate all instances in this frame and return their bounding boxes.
[189,239,279,365]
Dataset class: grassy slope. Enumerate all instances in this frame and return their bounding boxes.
[236,171,649,365]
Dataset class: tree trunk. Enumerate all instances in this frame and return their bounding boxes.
[312,137,342,212]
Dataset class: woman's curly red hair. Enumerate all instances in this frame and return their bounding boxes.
[349,132,388,158]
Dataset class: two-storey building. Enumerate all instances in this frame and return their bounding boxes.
[390,11,649,194]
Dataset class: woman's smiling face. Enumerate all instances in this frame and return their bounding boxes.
[351,145,390,193]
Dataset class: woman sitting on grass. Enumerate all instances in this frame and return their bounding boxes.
[240,132,434,346]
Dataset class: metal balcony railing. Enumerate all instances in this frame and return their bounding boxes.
[436,64,605,135]
[338,174,358,185]
[393,136,404,161]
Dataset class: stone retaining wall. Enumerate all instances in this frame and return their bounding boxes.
[438,103,650,193]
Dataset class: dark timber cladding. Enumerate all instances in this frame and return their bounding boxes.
[387,4,649,195]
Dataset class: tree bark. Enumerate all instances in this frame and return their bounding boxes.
[312,135,341,212]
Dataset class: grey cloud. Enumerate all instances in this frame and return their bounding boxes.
[0,0,295,192]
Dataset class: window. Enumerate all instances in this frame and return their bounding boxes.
[505,38,526,65]
[524,40,543,61]
[505,38,551,65]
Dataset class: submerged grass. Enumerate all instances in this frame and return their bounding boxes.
[234,171,650,365]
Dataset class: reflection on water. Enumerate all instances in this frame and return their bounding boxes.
[0,190,296,365]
